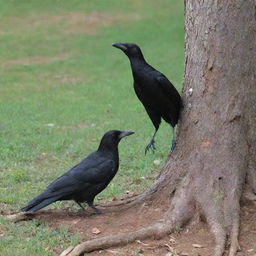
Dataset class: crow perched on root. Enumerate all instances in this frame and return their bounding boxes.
[112,43,182,154]
[21,130,134,214]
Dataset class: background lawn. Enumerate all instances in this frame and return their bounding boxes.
[0,0,184,255]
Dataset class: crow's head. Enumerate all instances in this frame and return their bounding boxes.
[98,130,134,151]
[112,43,144,59]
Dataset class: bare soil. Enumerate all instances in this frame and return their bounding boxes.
[0,11,141,37]
[3,54,70,68]
[32,200,256,256]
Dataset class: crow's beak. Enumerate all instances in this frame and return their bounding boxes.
[119,130,135,139]
[112,43,128,52]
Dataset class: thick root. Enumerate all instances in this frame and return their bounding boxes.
[59,170,247,256]
[60,220,174,256]
[197,190,243,256]
[60,175,194,256]
[228,218,241,256]
[100,184,158,209]
[200,186,243,256]
[247,168,256,194]
[101,157,183,211]
[242,184,256,205]
[209,220,226,256]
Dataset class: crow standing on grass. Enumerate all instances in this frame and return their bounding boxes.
[112,43,182,154]
[21,130,134,214]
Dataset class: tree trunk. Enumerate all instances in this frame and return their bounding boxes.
[60,1,256,256]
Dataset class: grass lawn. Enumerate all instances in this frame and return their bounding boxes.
[0,1,184,255]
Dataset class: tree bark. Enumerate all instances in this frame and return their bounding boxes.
[61,1,256,255]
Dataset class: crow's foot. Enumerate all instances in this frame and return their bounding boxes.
[171,138,177,151]
[91,207,103,215]
[145,139,156,155]
[88,202,103,215]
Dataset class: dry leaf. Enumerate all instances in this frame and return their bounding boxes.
[72,219,79,224]
[164,243,174,252]
[92,227,101,234]
[192,243,203,248]
[136,240,149,246]
[169,236,176,244]
[105,249,119,254]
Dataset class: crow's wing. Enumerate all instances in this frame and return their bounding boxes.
[133,83,161,129]
[63,152,116,185]
[155,74,181,108]
[41,153,115,195]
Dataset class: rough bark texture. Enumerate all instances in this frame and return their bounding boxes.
[181,1,256,255]
[60,1,256,255]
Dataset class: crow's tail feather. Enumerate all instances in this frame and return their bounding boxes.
[21,194,61,212]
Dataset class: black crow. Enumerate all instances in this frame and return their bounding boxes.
[21,130,134,214]
[112,43,182,154]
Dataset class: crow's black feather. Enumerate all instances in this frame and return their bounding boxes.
[21,130,134,213]
[112,43,182,153]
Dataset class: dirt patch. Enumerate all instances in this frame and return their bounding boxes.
[39,11,140,35]
[56,11,141,35]
[3,54,70,68]
[1,11,141,36]
[27,201,256,255]
[52,75,82,85]
[59,123,89,131]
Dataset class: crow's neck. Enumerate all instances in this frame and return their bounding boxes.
[129,54,146,66]
[129,56,147,75]
[98,144,119,159]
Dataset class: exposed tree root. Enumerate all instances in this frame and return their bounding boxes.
[60,221,173,256]
[100,152,186,211]
[99,184,158,209]
[60,174,194,256]
[229,219,241,256]
[60,165,249,256]
[246,168,256,195]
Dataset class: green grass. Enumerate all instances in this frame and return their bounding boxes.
[0,0,184,255]
[0,216,81,256]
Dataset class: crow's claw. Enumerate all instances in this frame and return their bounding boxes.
[92,207,103,215]
[145,139,156,155]
[88,202,103,215]
[171,138,176,151]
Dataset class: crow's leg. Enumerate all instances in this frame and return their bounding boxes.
[75,201,90,216]
[88,201,102,214]
[145,129,158,155]
[170,126,176,151]
[75,201,90,214]
[76,201,85,210]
